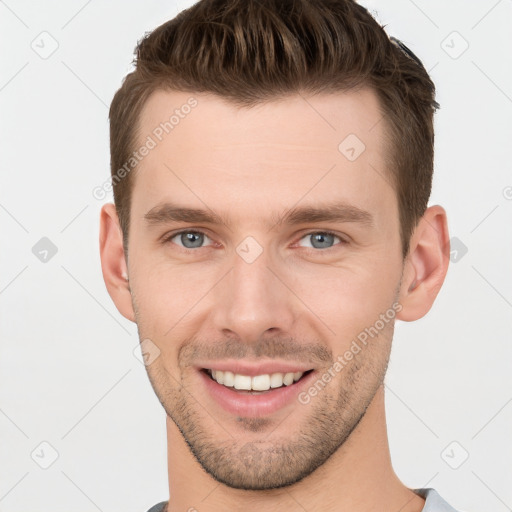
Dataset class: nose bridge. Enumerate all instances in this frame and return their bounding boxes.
[213,242,295,340]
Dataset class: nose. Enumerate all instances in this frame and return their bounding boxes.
[212,245,296,343]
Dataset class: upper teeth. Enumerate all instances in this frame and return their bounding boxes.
[210,370,304,391]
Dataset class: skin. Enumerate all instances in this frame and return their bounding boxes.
[100,88,450,512]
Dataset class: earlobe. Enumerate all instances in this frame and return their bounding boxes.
[396,205,450,322]
[99,203,136,322]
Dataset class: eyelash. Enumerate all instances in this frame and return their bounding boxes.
[161,229,347,253]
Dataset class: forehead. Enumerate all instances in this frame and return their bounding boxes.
[137,88,385,154]
[131,88,396,228]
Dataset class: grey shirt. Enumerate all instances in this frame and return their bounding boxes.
[146,487,463,511]
[414,488,464,511]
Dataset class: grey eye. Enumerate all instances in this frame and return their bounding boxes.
[299,232,340,250]
[172,231,211,249]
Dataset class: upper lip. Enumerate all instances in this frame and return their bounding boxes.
[196,360,314,376]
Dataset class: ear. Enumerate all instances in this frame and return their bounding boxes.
[396,205,450,321]
[99,203,135,322]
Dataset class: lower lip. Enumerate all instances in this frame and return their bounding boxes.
[199,370,316,418]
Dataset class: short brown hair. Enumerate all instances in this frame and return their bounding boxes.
[109,0,438,258]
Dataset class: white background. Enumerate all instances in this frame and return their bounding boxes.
[1,1,511,511]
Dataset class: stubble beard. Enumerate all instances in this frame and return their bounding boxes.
[142,324,393,490]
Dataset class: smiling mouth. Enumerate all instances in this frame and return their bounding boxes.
[202,368,314,394]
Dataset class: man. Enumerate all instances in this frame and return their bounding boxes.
[99,1,462,510]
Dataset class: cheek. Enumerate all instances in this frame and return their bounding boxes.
[130,258,218,335]
[287,257,401,342]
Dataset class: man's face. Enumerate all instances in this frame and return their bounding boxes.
[127,89,404,489]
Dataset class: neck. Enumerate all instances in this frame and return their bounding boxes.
[164,385,425,512]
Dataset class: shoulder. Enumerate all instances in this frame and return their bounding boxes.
[145,501,168,512]
[414,488,468,512]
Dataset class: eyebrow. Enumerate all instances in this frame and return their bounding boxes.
[143,201,373,229]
